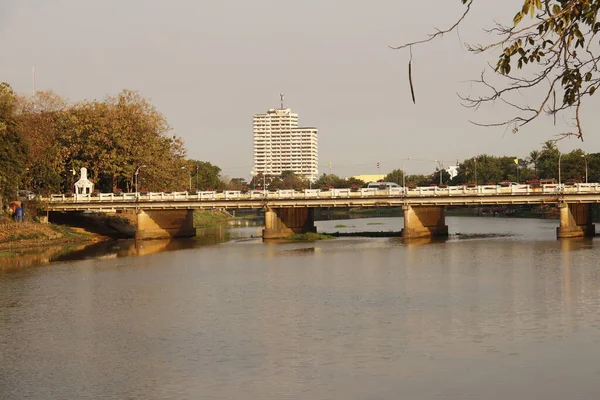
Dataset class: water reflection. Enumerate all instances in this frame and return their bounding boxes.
[2,218,600,399]
[0,224,264,272]
[0,244,90,272]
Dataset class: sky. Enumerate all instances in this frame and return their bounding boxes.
[1,0,598,179]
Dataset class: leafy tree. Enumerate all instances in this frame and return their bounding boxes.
[0,83,28,203]
[227,177,248,190]
[393,0,600,140]
[279,171,309,190]
[384,169,405,185]
[345,177,366,188]
[406,174,431,187]
[537,141,560,179]
[450,154,535,185]
[190,160,225,191]
[528,150,542,177]
[315,173,346,188]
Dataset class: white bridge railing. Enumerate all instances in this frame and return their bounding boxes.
[46,183,600,203]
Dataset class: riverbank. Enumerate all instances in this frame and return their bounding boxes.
[0,209,237,252]
[0,221,104,252]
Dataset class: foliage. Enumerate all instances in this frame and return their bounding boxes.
[227,177,248,190]
[0,83,28,204]
[190,160,225,191]
[384,169,405,185]
[12,88,197,194]
[314,173,365,188]
[393,0,600,139]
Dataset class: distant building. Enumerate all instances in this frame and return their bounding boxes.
[253,107,318,182]
[351,174,386,183]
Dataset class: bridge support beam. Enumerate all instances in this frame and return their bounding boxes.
[402,205,448,239]
[263,207,316,239]
[136,209,196,240]
[557,202,595,238]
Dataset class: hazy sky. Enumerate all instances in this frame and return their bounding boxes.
[1,0,598,178]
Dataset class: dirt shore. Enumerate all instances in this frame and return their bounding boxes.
[0,221,107,252]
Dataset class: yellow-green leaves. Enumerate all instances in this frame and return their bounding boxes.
[514,0,544,26]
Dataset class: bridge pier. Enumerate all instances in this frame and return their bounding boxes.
[402,205,448,239]
[136,209,196,240]
[557,202,595,238]
[263,207,316,239]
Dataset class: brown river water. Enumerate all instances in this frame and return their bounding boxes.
[1,216,600,399]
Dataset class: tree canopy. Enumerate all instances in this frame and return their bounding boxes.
[393,0,600,140]
[0,85,232,208]
[0,83,28,202]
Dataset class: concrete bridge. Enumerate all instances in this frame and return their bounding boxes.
[43,183,600,240]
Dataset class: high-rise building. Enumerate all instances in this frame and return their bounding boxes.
[253,106,318,182]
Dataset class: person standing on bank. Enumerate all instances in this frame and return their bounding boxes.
[15,206,24,222]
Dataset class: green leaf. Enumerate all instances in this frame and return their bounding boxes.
[514,12,523,26]
[585,72,592,82]
[552,4,560,15]
[590,86,596,96]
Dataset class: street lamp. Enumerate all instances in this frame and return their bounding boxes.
[402,157,411,190]
[434,160,443,186]
[134,165,146,193]
[196,164,199,190]
[581,154,588,183]
[181,167,192,191]
[558,152,563,185]
[250,169,256,190]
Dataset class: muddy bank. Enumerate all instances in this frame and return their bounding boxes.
[0,221,105,252]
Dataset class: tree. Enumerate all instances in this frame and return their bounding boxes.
[384,169,405,185]
[278,171,309,190]
[315,173,346,188]
[227,177,248,190]
[15,91,67,193]
[450,154,535,185]
[528,150,542,177]
[191,161,225,191]
[393,0,600,140]
[537,140,560,179]
[0,83,28,203]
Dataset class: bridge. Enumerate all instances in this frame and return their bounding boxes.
[43,183,600,240]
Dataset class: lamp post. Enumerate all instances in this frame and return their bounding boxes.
[402,157,411,190]
[181,167,191,191]
[434,160,443,186]
[558,152,563,185]
[581,154,588,183]
[196,165,199,190]
[134,165,146,193]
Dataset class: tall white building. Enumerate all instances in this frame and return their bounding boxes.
[253,107,318,182]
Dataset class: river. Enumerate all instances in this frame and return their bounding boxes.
[1,216,600,399]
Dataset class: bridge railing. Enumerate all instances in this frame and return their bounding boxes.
[43,183,600,203]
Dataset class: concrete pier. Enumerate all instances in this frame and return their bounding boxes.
[136,209,196,240]
[402,205,448,239]
[557,202,595,238]
[263,207,316,239]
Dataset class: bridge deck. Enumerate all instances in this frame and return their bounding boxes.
[42,184,600,212]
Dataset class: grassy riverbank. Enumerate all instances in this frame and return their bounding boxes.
[193,209,236,226]
[0,221,101,252]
